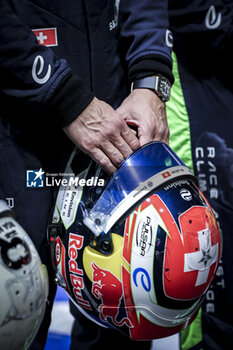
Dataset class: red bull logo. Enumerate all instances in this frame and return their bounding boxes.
[68,233,91,310]
[91,262,132,328]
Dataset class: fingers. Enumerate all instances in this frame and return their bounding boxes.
[138,116,169,145]
[63,97,140,175]
[94,117,139,172]
[100,118,139,160]
[157,119,170,144]
[120,124,140,153]
[64,92,170,176]
[87,147,117,175]
[151,112,170,145]
[117,89,170,146]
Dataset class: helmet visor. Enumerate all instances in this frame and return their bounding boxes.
[83,142,196,236]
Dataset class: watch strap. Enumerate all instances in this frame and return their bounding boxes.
[131,75,171,102]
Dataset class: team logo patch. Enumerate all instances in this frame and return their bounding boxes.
[32,28,58,47]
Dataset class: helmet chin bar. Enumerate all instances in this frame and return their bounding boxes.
[83,165,196,238]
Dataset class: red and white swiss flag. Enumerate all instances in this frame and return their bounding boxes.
[162,171,171,179]
[32,28,58,47]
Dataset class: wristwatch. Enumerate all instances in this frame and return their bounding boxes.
[131,75,171,102]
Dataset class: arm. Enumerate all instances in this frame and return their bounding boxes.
[116,0,174,145]
[0,0,93,126]
[0,0,139,174]
[168,1,233,85]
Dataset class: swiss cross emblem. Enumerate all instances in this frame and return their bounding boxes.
[184,228,219,286]
[162,204,221,300]
[162,171,171,179]
[32,28,58,47]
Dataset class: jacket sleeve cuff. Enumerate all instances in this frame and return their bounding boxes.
[128,56,174,85]
[47,72,94,128]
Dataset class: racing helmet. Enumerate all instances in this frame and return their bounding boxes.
[0,201,48,350]
[48,142,222,340]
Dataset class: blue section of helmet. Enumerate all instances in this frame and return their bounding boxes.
[91,142,186,214]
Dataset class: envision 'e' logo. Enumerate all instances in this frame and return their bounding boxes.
[205,5,222,29]
[166,29,173,48]
[32,55,51,84]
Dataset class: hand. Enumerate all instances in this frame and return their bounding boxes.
[63,97,140,174]
[116,89,169,145]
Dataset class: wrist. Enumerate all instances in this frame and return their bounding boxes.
[48,73,94,128]
[131,75,171,103]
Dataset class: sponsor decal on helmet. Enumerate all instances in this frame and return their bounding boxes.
[0,237,31,270]
[54,237,62,266]
[91,262,132,328]
[68,233,91,310]
[163,205,220,300]
[54,236,70,292]
[164,179,190,191]
[132,267,151,292]
[162,171,171,179]
[0,220,31,269]
[180,188,193,201]
[130,201,169,323]
[135,216,153,257]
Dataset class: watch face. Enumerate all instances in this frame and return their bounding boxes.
[158,78,171,101]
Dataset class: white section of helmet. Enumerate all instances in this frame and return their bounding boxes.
[0,200,49,350]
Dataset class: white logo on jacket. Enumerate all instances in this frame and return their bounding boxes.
[166,29,173,48]
[205,5,222,29]
[32,55,51,84]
